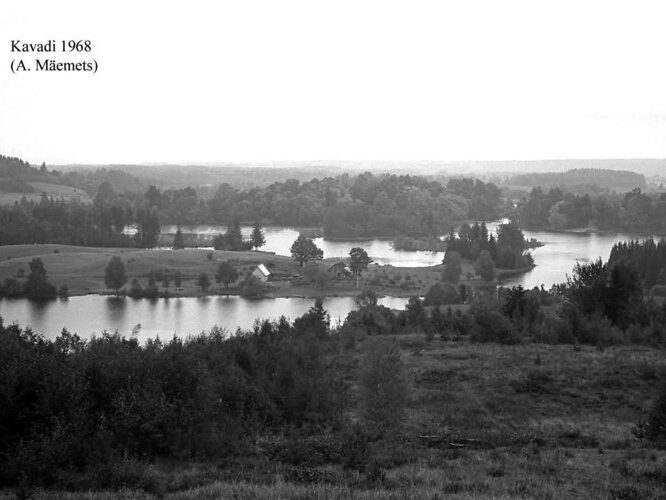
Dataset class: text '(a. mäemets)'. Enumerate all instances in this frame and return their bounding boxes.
[9,39,98,74]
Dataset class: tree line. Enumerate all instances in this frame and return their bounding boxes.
[0,173,505,247]
[518,186,666,232]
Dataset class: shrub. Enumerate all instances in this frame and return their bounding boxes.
[470,297,518,344]
[424,282,460,306]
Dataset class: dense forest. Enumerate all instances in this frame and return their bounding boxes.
[517,186,666,232]
[0,166,505,245]
[0,186,158,247]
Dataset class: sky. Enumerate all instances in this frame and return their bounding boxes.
[1,0,666,165]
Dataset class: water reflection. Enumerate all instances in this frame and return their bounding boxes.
[160,225,446,267]
[0,295,409,342]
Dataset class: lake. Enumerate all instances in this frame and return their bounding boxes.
[3,223,661,340]
[0,295,409,342]
[484,222,659,289]
[159,224,447,267]
[163,223,660,289]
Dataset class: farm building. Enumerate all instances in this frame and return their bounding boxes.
[252,264,271,282]
[327,261,351,278]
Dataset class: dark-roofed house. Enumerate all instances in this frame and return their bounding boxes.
[327,261,351,278]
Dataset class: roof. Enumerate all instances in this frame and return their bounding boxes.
[327,261,348,270]
[256,264,270,277]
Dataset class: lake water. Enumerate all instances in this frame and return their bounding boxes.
[485,223,658,289]
[0,295,409,342]
[160,225,446,267]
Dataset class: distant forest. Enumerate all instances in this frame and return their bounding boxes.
[518,186,666,232]
[508,168,647,191]
[0,155,505,245]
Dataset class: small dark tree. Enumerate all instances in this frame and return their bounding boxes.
[172,227,185,249]
[290,234,323,267]
[174,270,182,289]
[225,220,243,250]
[355,289,378,308]
[240,275,264,298]
[136,209,160,248]
[475,250,496,281]
[162,272,170,290]
[405,296,426,326]
[250,221,266,251]
[25,258,57,298]
[442,251,462,283]
[293,297,330,338]
[215,261,239,290]
[104,256,128,295]
[459,283,469,303]
[196,272,211,293]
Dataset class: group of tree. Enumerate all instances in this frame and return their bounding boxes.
[443,221,534,280]
[0,182,161,248]
[211,220,265,252]
[607,238,666,289]
[0,257,59,299]
[0,300,341,490]
[518,186,666,232]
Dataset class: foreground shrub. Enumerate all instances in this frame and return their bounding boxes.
[0,306,344,489]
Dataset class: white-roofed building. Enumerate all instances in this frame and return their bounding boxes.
[252,264,271,282]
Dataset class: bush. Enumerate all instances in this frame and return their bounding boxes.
[424,282,460,306]
[470,297,518,344]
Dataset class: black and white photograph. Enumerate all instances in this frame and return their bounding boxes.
[2,1,666,498]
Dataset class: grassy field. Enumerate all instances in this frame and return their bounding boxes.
[0,244,447,297]
[0,182,92,205]
[4,339,665,499]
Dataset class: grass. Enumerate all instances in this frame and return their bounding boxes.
[0,244,448,298]
[3,339,665,499]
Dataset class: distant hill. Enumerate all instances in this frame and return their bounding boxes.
[506,168,647,191]
[57,164,349,190]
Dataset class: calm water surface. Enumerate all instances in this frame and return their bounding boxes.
[0,295,409,342]
[160,225,446,267]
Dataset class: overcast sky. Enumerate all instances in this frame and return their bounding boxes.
[2,0,666,165]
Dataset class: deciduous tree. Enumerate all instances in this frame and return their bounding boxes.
[104,256,127,295]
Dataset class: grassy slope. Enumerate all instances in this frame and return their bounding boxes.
[0,182,92,205]
[11,339,666,499]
